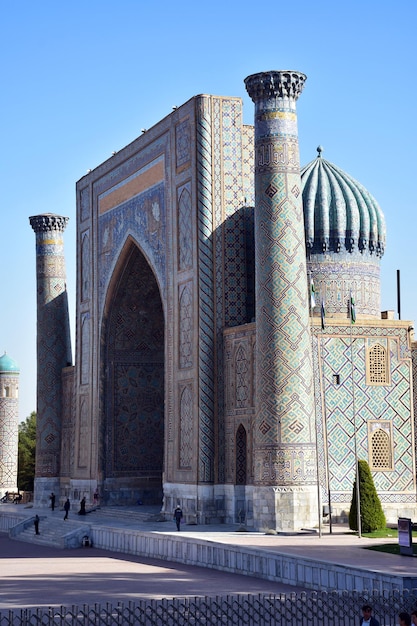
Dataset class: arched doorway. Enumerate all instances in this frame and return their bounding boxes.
[103,244,164,505]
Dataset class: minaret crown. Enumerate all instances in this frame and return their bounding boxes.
[244,70,307,103]
[29,214,69,234]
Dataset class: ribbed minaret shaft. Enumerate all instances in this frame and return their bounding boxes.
[29,214,72,503]
[245,71,317,531]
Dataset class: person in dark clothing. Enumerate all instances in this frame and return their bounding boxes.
[63,498,70,520]
[360,604,380,626]
[399,613,411,626]
[50,492,56,511]
[34,515,40,535]
[173,505,183,531]
[78,497,86,515]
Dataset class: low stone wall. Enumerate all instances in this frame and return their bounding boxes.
[0,510,25,532]
[89,524,417,593]
[2,510,417,594]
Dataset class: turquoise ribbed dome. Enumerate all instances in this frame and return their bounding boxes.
[0,352,20,373]
[301,148,386,257]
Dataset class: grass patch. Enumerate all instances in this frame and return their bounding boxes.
[365,543,417,556]
[346,528,417,539]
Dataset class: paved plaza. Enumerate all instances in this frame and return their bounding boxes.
[0,533,306,610]
[1,503,417,610]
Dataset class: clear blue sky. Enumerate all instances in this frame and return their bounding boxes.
[1,0,416,423]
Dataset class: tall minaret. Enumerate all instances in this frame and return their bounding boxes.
[245,71,317,531]
[0,353,20,499]
[29,214,72,506]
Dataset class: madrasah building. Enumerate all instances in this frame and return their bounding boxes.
[25,70,417,532]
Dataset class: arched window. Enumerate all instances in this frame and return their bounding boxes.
[370,428,393,470]
[367,343,389,385]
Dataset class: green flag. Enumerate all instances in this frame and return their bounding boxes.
[321,299,326,329]
[310,278,316,309]
[350,291,356,324]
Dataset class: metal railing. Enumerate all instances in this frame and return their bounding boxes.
[1,589,417,625]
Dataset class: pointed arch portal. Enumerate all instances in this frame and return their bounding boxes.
[103,245,164,504]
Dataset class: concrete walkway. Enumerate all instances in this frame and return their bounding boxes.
[1,503,416,609]
[0,533,306,610]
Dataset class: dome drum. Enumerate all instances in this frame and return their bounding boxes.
[302,149,385,320]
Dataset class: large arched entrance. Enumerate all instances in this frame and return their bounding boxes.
[102,244,164,505]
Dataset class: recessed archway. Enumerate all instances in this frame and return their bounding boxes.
[102,243,164,505]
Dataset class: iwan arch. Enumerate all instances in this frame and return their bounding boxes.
[29,71,417,532]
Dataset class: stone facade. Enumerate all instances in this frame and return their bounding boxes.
[29,71,417,530]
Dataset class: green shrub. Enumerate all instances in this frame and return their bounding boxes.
[349,459,386,533]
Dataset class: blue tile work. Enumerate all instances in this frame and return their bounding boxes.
[93,136,169,314]
[196,96,216,483]
[219,97,247,483]
[0,372,19,491]
[245,71,317,487]
[309,255,381,318]
[97,181,166,311]
[241,125,255,205]
[313,324,415,504]
[199,96,254,484]
[30,215,72,483]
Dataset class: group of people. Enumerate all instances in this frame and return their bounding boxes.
[1,491,23,504]
[34,496,184,534]
[48,493,92,518]
[361,604,417,626]
[31,493,90,532]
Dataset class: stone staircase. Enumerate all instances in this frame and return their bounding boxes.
[90,505,166,524]
[9,515,91,549]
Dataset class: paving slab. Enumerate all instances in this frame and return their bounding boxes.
[1,503,416,609]
[0,533,306,610]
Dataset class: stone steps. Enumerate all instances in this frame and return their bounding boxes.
[91,506,164,523]
[11,515,91,549]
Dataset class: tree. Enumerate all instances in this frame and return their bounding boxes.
[349,459,386,533]
[18,411,36,492]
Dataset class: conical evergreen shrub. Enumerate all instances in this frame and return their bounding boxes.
[349,459,386,533]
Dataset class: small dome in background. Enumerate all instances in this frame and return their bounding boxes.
[301,148,386,257]
[0,352,20,373]
[301,149,386,319]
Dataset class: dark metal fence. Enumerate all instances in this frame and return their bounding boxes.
[1,589,417,625]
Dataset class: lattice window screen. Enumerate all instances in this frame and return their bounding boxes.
[367,343,389,385]
[370,427,393,470]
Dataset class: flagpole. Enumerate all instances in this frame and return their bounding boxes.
[309,274,322,538]
[350,291,362,538]
[318,293,331,533]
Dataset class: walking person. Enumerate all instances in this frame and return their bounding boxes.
[63,498,70,520]
[173,505,183,531]
[50,492,56,511]
[34,515,40,535]
[78,497,86,515]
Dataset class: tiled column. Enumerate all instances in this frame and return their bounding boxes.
[245,71,317,531]
[29,214,72,506]
[0,357,19,497]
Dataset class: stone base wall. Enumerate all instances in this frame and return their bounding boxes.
[34,477,61,508]
[253,484,320,532]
